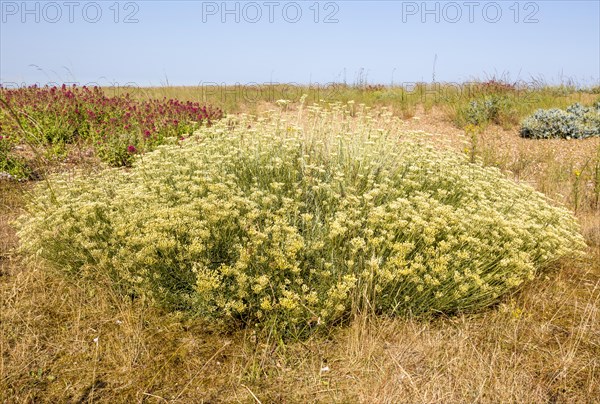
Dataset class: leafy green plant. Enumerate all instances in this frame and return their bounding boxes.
[17,102,585,338]
[0,134,31,180]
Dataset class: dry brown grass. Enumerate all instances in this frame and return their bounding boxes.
[2,101,600,403]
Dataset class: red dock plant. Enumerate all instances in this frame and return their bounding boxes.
[0,85,223,171]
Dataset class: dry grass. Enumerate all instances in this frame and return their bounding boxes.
[2,98,600,403]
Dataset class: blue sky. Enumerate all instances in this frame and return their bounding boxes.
[1,1,599,87]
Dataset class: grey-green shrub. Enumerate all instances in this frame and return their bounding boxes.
[17,103,585,336]
[457,94,517,127]
[520,102,600,139]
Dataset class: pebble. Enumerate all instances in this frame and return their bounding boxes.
[0,172,16,181]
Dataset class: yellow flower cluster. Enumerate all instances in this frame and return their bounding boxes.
[17,100,585,337]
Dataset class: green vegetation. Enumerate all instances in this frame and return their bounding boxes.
[17,102,585,338]
[0,134,31,179]
[0,85,222,172]
[2,82,600,402]
[113,80,597,128]
[520,102,600,139]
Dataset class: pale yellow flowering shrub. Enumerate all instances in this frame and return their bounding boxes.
[17,102,585,336]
